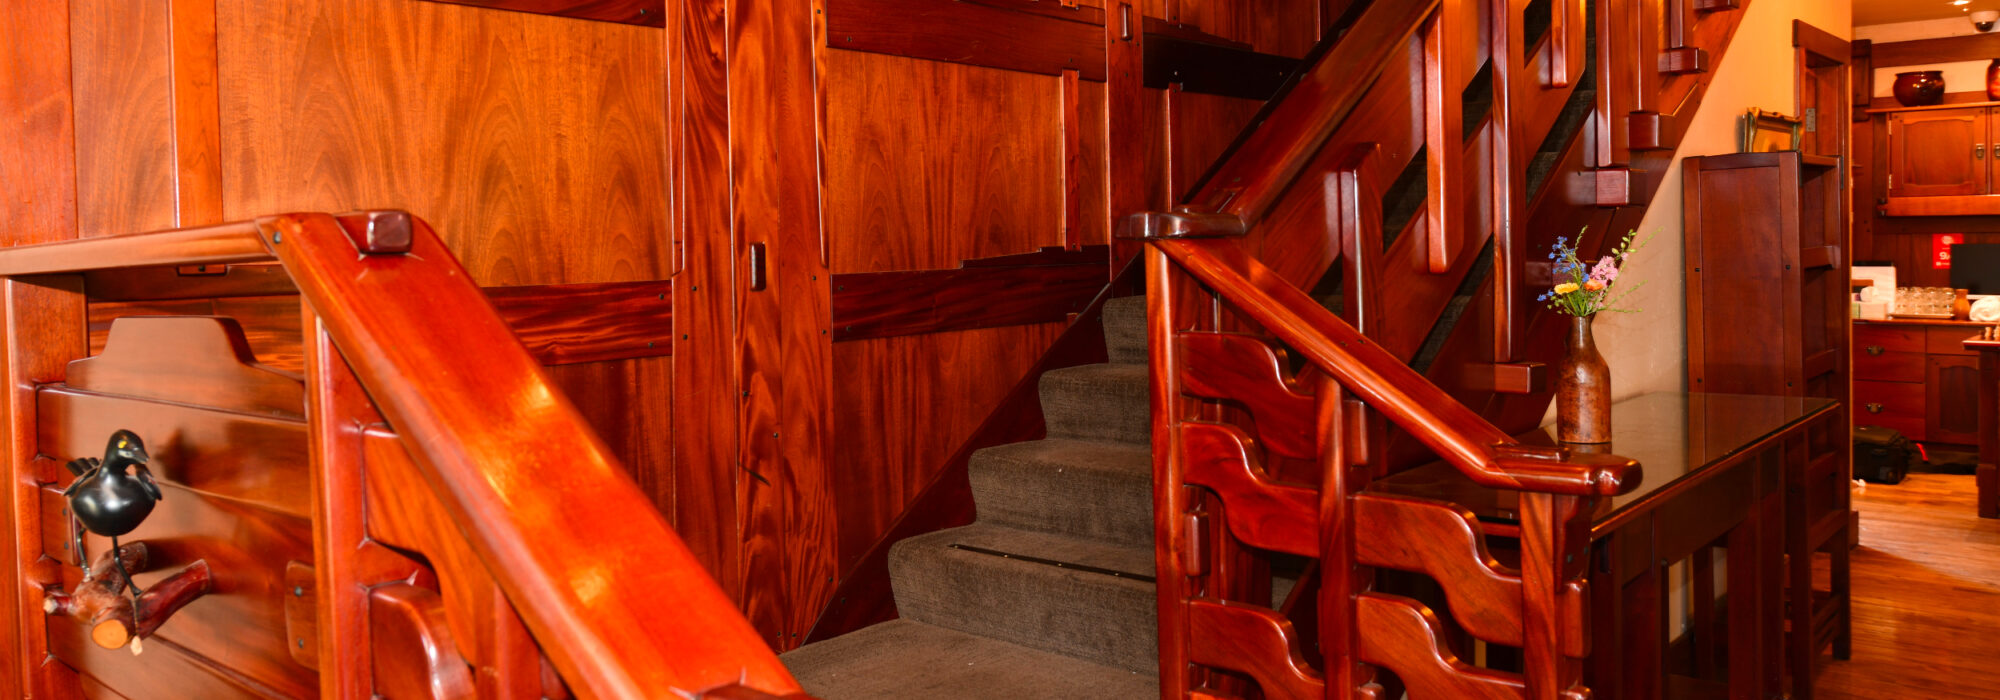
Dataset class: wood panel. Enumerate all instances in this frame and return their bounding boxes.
[823,48,1065,273]
[69,0,178,237]
[215,0,669,287]
[828,322,1065,574]
[1170,0,1323,58]
[0,0,86,692]
[419,0,664,26]
[829,251,1104,341]
[729,0,837,651]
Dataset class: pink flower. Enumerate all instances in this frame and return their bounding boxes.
[1589,256,1619,284]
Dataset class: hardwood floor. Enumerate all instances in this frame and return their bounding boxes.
[1813,472,2000,699]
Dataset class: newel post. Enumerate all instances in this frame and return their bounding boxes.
[1518,492,1591,699]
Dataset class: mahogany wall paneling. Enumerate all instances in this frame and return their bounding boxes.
[668,0,739,608]
[1169,0,1322,58]
[829,253,1106,341]
[215,0,670,287]
[727,0,837,649]
[1168,91,1267,202]
[822,49,1064,273]
[68,0,178,236]
[827,322,1065,574]
[1,0,86,691]
[1887,108,1985,198]
[1928,354,1982,446]
[417,0,665,26]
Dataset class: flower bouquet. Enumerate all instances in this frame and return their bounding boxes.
[1539,230,1646,317]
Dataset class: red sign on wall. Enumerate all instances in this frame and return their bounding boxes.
[1936,233,1964,270]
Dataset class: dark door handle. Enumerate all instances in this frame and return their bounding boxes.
[748,243,767,292]
[1865,403,1884,414]
[1865,345,1884,356]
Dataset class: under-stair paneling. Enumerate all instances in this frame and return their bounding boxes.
[214,0,670,287]
[822,48,1069,272]
[1168,0,1325,58]
[1169,91,1266,202]
[68,0,178,237]
[828,323,1066,576]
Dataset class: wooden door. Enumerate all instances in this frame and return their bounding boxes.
[1888,108,1986,198]
[1929,354,1983,445]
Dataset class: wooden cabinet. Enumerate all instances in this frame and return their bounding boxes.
[1878,104,2000,215]
[1888,107,1986,198]
[1853,321,1988,446]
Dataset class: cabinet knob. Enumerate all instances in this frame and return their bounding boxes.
[1865,403,1884,414]
[1864,345,1885,356]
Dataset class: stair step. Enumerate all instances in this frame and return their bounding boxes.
[889,523,1158,672]
[1040,363,1149,445]
[781,619,1157,699]
[1102,296,1148,365]
[969,439,1152,546]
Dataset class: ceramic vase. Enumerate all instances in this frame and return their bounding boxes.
[1556,314,1611,444]
[1893,71,1946,107]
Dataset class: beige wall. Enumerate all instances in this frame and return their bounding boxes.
[1595,0,1854,404]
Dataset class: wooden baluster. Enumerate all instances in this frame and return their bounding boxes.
[1149,248,1196,699]
[1661,0,1709,75]
[1546,0,1586,88]
[1317,378,1378,697]
[1489,0,1523,363]
[1331,146,1384,335]
[1423,2,1467,274]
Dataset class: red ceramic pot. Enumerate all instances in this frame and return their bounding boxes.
[1894,70,1946,107]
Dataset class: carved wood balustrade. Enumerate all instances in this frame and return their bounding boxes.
[1132,232,1638,700]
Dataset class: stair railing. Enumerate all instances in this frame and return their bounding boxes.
[1124,224,1640,699]
[0,212,804,700]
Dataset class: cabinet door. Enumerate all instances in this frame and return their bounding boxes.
[1889,108,1987,197]
[1929,354,1983,445]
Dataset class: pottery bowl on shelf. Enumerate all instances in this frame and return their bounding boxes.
[1894,70,1946,107]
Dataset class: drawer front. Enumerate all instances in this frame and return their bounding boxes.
[1855,324,1926,355]
[1855,380,1927,440]
[1928,326,1982,356]
[1853,348,1925,382]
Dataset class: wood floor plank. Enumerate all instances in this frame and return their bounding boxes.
[1814,473,2000,699]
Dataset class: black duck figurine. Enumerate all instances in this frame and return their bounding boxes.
[64,430,162,589]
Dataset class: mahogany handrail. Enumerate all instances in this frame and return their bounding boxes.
[1153,236,1639,497]
[1184,0,1440,230]
[0,212,802,699]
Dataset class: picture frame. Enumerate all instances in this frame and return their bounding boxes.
[1739,108,1803,153]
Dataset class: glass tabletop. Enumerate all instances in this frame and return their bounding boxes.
[1369,392,1838,528]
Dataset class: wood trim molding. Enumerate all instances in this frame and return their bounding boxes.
[830,246,1108,342]
[416,0,663,26]
[1791,19,1849,64]
[1871,32,2000,69]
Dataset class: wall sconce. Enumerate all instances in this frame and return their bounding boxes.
[1974,10,1999,32]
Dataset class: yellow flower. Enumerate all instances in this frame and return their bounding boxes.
[1584,280,1605,291]
[1553,282,1579,294]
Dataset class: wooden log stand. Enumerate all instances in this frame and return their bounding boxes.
[41,542,213,653]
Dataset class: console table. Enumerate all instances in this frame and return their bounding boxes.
[1371,392,1845,700]
[1968,337,2000,519]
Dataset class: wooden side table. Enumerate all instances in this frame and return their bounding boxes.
[1370,392,1842,700]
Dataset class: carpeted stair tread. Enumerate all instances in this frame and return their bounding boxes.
[1040,363,1149,445]
[1102,296,1148,364]
[781,619,1156,699]
[968,438,1152,546]
[890,523,1157,672]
